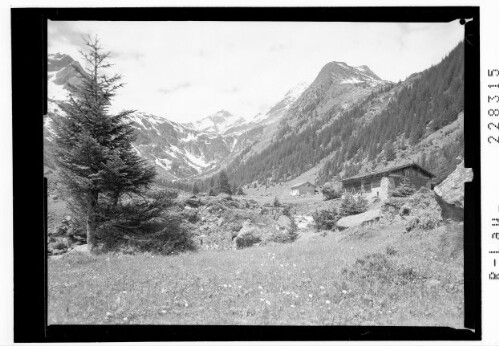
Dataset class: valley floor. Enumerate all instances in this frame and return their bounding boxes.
[48,221,463,327]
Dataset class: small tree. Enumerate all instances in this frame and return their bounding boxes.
[391,177,416,197]
[322,184,341,201]
[217,170,232,195]
[312,208,339,231]
[384,141,396,162]
[236,186,245,196]
[340,192,368,216]
[54,36,156,252]
[273,196,281,207]
[192,183,200,195]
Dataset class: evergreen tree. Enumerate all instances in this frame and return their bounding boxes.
[192,183,200,195]
[54,36,156,252]
[391,177,416,197]
[217,170,232,195]
[384,141,396,162]
[236,186,245,196]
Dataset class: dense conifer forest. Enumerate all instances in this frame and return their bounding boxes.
[222,42,464,187]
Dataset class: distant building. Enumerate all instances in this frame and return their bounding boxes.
[290,181,316,196]
[341,163,435,201]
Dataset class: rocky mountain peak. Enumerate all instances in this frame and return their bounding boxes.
[314,61,383,87]
[48,53,75,72]
[189,110,246,135]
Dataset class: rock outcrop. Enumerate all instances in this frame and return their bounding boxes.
[434,162,473,221]
[336,209,381,230]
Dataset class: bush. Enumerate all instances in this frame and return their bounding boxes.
[406,214,440,232]
[313,208,339,231]
[340,193,368,216]
[273,196,281,207]
[282,205,292,217]
[270,225,298,243]
[391,177,416,197]
[235,229,261,249]
[322,185,341,201]
[99,215,197,255]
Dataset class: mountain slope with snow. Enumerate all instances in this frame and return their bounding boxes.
[44,53,309,181]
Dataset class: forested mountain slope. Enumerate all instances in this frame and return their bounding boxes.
[225,42,464,187]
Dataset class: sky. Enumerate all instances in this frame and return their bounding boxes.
[48,20,464,123]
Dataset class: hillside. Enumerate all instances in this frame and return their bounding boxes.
[225,42,464,188]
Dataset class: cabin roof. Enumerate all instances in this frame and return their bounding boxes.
[291,181,316,189]
[341,162,435,184]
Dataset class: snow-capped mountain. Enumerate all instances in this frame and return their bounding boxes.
[284,61,390,127]
[44,53,309,180]
[187,110,247,135]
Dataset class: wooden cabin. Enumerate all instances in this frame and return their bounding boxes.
[341,163,435,201]
[290,181,316,196]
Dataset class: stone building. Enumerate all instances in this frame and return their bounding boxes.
[341,163,435,201]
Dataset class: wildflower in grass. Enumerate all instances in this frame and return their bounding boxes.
[342,290,347,294]
[291,305,295,308]
[293,264,296,267]
[223,284,227,288]
[258,286,263,290]
[123,317,128,321]
[320,286,325,290]
[326,300,331,304]
[309,294,313,298]
[265,300,271,305]
[302,271,306,274]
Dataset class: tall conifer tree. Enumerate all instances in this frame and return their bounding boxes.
[54,36,156,252]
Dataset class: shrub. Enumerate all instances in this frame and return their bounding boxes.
[53,240,67,250]
[208,187,217,196]
[100,215,197,255]
[322,185,341,201]
[340,192,368,216]
[406,214,440,232]
[391,177,416,197]
[312,208,339,231]
[235,229,261,249]
[282,205,292,217]
[273,196,281,207]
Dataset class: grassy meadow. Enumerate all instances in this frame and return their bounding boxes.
[48,221,463,326]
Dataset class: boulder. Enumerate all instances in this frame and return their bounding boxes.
[434,162,473,221]
[234,222,264,249]
[276,215,291,230]
[336,209,381,230]
[70,244,90,254]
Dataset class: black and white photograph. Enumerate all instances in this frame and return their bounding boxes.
[42,17,475,329]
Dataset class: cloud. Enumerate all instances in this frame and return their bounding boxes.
[48,21,87,51]
[49,21,464,123]
[157,83,191,95]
